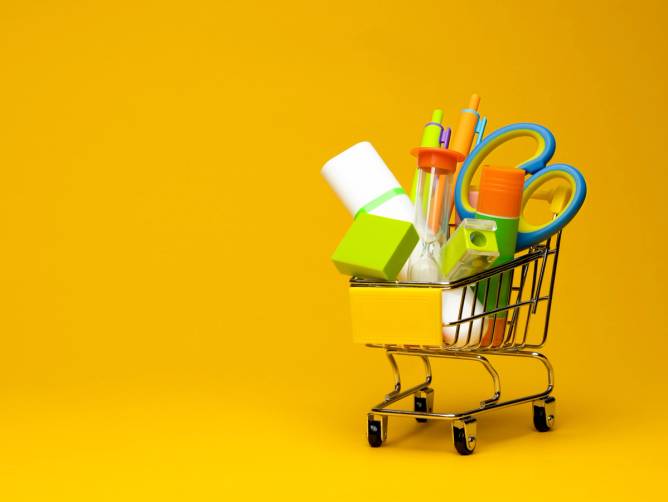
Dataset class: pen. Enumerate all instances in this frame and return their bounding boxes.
[451,94,482,157]
[451,94,486,221]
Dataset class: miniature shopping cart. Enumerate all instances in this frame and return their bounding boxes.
[349,230,563,455]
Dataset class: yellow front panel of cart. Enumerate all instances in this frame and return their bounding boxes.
[349,287,443,345]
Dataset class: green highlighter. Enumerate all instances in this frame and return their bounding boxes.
[331,213,419,281]
[409,109,445,203]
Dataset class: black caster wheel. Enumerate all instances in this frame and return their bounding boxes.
[367,416,387,448]
[533,396,556,432]
[414,388,434,423]
[452,418,477,455]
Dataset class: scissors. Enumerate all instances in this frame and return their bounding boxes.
[454,123,587,251]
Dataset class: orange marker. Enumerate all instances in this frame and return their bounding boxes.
[450,94,486,220]
[431,94,484,231]
[451,94,481,157]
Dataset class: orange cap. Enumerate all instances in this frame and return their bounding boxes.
[476,166,525,218]
[410,147,464,173]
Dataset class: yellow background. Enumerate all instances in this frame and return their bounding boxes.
[1,0,666,499]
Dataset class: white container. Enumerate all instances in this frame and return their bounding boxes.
[442,288,486,347]
[321,142,414,223]
[322,141,415,279]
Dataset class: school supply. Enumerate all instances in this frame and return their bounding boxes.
[441,218,499,282]
[472,166,525,345]
[454,123,587,251]
[450,94,486,157]
[407,111,464,281]
[331,213,419,281]
[322,141,415,222]
[409,109,447,202]
[322,141,418,280]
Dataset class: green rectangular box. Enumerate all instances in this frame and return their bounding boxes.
[331,213,418,281]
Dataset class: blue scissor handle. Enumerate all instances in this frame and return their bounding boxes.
[454,123,586,250]
[517,163,587,249]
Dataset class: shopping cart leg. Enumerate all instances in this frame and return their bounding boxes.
[414,387,434,423]
[452,417,477,455]
[367,414,388,448]
[532,396,556,432]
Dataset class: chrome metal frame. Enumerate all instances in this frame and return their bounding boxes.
[357,230,563,453]
[366,346,553,420]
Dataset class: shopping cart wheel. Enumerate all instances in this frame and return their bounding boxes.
[532,396,556,432]
[367,414,387,448]
[414,388,434,423]
[452,417,477,455]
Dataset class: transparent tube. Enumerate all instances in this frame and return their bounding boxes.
[408,166,453,282]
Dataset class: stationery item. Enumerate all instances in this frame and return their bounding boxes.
[409,109,448,202]
[412,96,485,203]
[471,166,524,345]
[450,94,485,157]
[456,187,573,225]
[408,112,464,281]
[331,213,419,281]
[455,123,587,251]
[322,141,417,280]
[441,218,499,282]
[442,288,486,347]
[449,94,487,223]
[321,141,415,222]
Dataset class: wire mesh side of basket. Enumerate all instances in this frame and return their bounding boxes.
[352,231,562,352]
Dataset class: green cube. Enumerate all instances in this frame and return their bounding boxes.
[331,213,419,281]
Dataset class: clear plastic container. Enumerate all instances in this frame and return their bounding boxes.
[408,147,463,282]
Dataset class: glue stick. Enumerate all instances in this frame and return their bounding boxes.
[450,94,481,158]
[474,166,525,346]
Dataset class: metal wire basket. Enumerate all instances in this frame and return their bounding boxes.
[351,230,561,351]
[349,230,563,454]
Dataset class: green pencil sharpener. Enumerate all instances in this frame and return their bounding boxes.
[331,213,419,281]
[441,218,499,282]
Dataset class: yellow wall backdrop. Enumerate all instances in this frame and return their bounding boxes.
[0,0,666,499]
